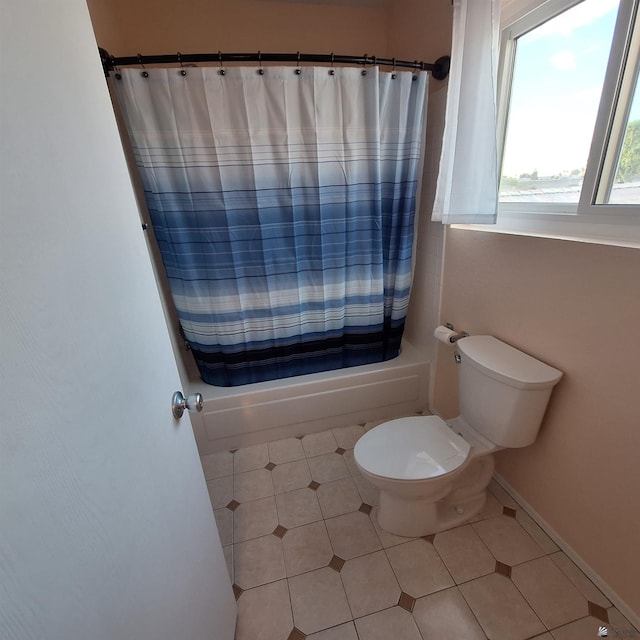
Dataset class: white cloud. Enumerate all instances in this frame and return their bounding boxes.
[550,50,577,70]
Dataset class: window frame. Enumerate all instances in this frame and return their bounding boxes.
[456,0,640,248]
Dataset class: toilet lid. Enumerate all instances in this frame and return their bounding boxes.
[354,416,470,481]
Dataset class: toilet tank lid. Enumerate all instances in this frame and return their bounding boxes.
[457,336,563,389]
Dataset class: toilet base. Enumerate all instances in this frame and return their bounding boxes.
[376,489,487,537]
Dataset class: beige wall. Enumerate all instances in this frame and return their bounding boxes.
[433,228,640,616]
[87,0,389,58]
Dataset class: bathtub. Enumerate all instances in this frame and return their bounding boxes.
[184,341,430,454]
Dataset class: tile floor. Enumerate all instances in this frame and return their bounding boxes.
[202,419,639,640]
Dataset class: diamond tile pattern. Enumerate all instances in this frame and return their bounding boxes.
[398,591,417,612]
[202,422,638,640]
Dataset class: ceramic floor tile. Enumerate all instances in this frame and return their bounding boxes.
[511,556,588,629]
[413,586,487,640]
[353,475,379,507]
[331,424,365,449]
[272,460,311,494]
[478,491,504,518]
[234,468,274,503]
[214,507,233,546]
[307,453,350,484]
[548,552,612,609]
[235,579,293,640]
[301,430,338,458]
[472,515,546,566]
[434,524,495,584]
[275,487,323,529]
[234,534,286,590]
[354,606,423,640]
[459,573,546,640]
[368,507,414,548]
[288,567,352,635]
[223,442,627,640]
[201,451,233,480]
[340,550,401,618]
[386,538,454,598]
[268,437,306,464]
[316,477,362,519]
[234,443,269,474]
[233,495,279,543]
[325,511,382,560]
[550,616,611,640]
[515,509,559,554]
[207,475,234,510]
[282,520,334,576]
[222,544,233,583]
[342,449,361,476]
[363,419,388,431]
[306,622,359,640]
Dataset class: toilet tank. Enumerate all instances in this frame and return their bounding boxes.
[456,336,563,448]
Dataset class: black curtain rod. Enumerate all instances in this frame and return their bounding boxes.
[99,48,450,80]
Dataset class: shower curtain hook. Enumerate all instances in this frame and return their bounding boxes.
[361,53,368,76]
[412,61,419,81]
[177,52,187,76]
[258,51,264,75]
[112,55,122,80]
[391,57,397,80]
[218,51,226,76]
[138,53,149,78]
[329,52,335,76]
[295,51,302,75]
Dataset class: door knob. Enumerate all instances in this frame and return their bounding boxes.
[172,391,204,419]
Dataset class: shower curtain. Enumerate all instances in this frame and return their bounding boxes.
[114,65,428,386]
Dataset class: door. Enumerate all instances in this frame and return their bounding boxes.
[0,1,236,639]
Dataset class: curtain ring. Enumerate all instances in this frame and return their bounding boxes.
[218,51,225,76]
[361,53,368,76]
[412,60,419,81]
[258,50,264,75]
[329,52,335,76]
[138,53,149,78]
[295,51,302,75]
[177,52,187,76]
[391,57,396,80]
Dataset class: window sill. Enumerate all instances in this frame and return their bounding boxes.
[452,211,640,250]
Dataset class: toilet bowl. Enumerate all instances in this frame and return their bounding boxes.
[354,335,562,537]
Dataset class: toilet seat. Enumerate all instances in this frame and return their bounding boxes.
[354,416,470,481]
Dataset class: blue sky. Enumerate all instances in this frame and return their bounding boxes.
[502,0,637,178]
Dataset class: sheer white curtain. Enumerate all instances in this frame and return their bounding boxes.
[432,0,501,224]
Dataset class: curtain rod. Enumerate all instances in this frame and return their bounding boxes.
[99,48,450,80]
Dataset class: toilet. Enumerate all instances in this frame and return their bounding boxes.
[354,335,563,537]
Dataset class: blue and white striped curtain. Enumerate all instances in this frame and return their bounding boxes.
[114,65,428,386]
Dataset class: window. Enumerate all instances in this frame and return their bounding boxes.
[480,0,640,246]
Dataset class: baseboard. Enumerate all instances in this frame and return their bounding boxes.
[493,473,640,631]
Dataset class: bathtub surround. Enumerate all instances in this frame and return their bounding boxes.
[189,341,429,454]
[203,421,639,639]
